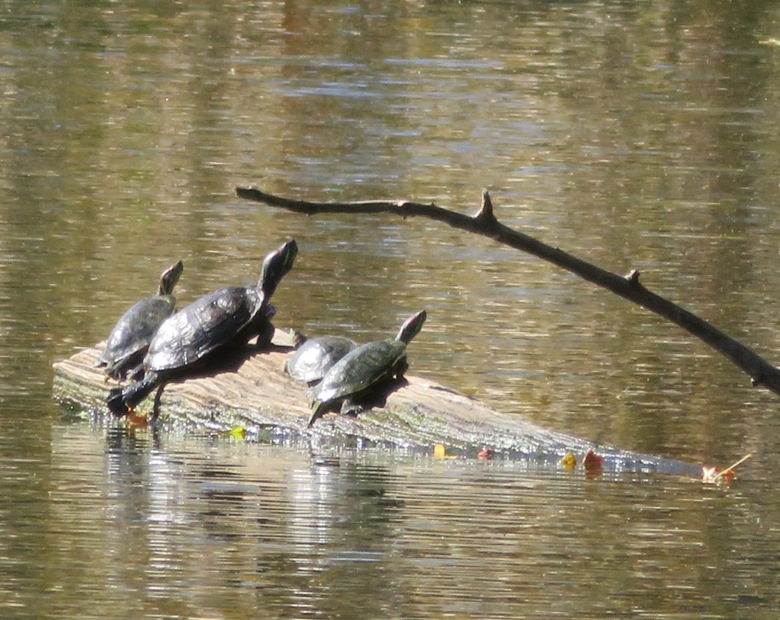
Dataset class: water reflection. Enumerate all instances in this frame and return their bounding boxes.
[46,421,780,618]
[51,422,410,618]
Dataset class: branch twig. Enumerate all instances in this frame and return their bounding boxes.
[236,186,780,398]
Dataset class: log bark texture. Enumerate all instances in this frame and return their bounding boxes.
[52,329,700,477]
[236,186,780,398]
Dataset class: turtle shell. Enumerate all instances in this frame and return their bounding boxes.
[99,295,177,379]
[106,240,297,419]
[98,260,183,380]
[285,335,357,384]
[145,286,268,373]
[311,338,407,406]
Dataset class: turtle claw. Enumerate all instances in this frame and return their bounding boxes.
[307,403,326,428]
[340,399,365,416]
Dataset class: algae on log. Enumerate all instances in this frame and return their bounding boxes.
[52,329,701,477]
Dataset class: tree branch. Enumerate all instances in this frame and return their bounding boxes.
[236,186,780,398]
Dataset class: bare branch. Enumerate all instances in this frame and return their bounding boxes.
[236,186,780,398]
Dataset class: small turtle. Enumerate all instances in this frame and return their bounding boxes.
[285,330,358,385]
[307,310,427,427]
[107,240,297,421]
[96,260,184,381]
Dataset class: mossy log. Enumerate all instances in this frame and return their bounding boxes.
[52,328,701,477]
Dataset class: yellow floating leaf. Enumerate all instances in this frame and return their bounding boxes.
[433,443,447,459]
[560,452,577,469]
[230,426,246,440]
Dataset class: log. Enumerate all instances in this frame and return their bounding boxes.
[52,328,702,477]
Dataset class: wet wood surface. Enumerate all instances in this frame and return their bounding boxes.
[52,328,702,477]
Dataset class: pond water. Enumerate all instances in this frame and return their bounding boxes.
[2,1,780,617]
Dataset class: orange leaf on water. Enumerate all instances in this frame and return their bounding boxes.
[701,453,751,484]
[127,412,149,427]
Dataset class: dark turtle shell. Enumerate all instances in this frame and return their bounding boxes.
[285,334,358,384]
[97,260,183,380]
[310,338,407,406]
[145,286,267,372]
[145,239,298,374]
[307,310,426,427]
[100,296,178,379]
[107,240,297,418]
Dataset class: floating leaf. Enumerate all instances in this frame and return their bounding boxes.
[230,426,246,440]
[478,447,494,460]
[560,452,577,469]
[433,444,457,460]
[702,453,751,484]
[583,450,604,474]
[127,412,148,427]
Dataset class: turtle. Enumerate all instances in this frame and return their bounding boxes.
[306,310,427,427]
[96,260,184,381]
[284,330,358,385]
[107,239,298,421]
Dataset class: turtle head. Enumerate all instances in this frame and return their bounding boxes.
[396,310,427,344]
[158,260,184,295]
[258,240,298,300]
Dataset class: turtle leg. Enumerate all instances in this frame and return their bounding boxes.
[340,397,365,416]
[149,384,166,425]
[394,356,409,380]
[128,363,145,382]
[256,325,273,348]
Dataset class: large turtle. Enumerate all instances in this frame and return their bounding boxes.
[306,310,426,427]
[285,329,358,385]
[96,260,184,381]
[107,240,298,421]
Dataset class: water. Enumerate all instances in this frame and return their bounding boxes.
[42,422,777,619]
[2,0,780,617]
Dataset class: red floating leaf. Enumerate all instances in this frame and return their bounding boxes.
[583,450,604,474]
[478,447,494,460]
